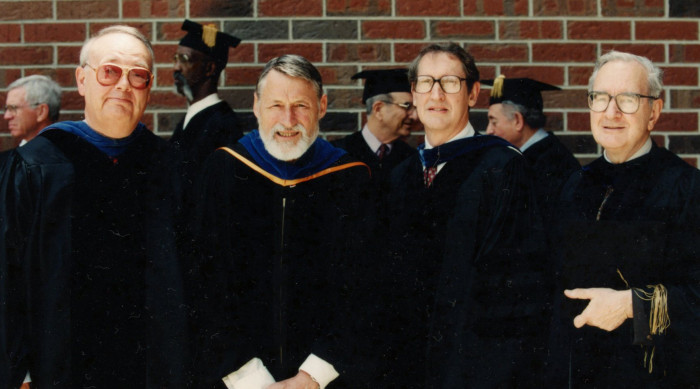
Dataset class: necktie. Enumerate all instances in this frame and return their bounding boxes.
[424,166,437,188]
[377,144,389,161]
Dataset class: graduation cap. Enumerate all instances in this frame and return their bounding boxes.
[352,69,411,104]
[481,75,560,112]
[179,19,241,65]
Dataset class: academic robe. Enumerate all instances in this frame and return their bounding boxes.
[332,131,415,186]
[522,132,580,224]
[380,135,550,388]
[192,138,373,388]
[550,141,700,387]
[0,127,186,388]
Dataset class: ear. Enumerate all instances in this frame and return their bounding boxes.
[76,66,87,97]
[253,92,260,120]
[318,94,328,119]
[513,112,525,132]
[647,97,663,132]
[205,61,218,78]
[35,103,49,123]
[372,100,384,118]
[467,81,480,108]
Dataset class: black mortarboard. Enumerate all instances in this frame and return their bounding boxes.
[352,69,411,104]
[481,75,561,112]
[179,19,241,65]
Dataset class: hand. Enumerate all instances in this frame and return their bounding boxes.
[20,384,30,389]
[266,371,319,389]
[564,288,633,331]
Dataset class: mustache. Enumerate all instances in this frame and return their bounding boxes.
[174,72,194,102]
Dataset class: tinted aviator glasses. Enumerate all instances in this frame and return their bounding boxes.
[84,63,153,90]
[414,75,467,94]
[588,91,659,114]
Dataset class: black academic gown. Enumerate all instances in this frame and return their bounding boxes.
[332,130,415,186]
[550,142,700,387]
[522,132,580,224]
[192,142,373,388]
[380,135,550,388]
[0,129,186,388]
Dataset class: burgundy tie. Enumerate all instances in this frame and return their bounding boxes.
[377,144,389,161]
[424,166,437,188]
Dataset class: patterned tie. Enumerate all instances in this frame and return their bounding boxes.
[423,166,437,188]
[377,144,389,161]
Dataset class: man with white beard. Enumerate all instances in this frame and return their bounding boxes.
[190,55,374,389]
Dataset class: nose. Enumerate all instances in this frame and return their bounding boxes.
[429,81,445,100]
[407,107,418,121]
[604,96,622,118]
[3,110,11,120]
[279,106,297,128]
[115,70,132,90]
[486,123,494,135]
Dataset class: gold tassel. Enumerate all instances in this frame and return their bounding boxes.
[202,24,218,48]
[491,74,506,98]
[634,283,670,373]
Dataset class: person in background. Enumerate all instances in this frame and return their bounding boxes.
[3,74,61,147]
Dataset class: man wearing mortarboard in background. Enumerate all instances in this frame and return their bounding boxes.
[332,69,418,186]
[482,75,579,223]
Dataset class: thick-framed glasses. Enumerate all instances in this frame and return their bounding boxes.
[588,91,659,114]
[84,62,153,90]
[414,75,467,94]
[173,53,193,64]
[3,103,39,115]
[385,101,415,112]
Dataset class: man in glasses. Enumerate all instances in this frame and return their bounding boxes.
[378,43,548,387]
[0,25,185,388]
[482,76,579,222]
[332,69,418,186]
[549,50,700,386]
[3,75,61,147]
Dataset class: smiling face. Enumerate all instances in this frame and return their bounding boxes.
[254,69,327,161]
[413,52,480,146]
[76,32,152,139]
[590,60,662,163]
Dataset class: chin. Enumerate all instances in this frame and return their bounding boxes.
[261,123,317,161]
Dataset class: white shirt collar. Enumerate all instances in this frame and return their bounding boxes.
[519,128,549,152]
[361,124,393,154]
[603,137,652,164]
[183,93,222,129]
[424,122,475,150]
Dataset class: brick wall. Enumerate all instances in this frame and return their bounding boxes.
[1,0,699,165]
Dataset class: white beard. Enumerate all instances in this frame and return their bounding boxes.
[260,123,317,161]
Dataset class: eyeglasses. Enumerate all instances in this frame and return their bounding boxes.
[588,91,659,114]
[173,53,193,64]
[84,62,153,90]
[3,103,39,115]
[414,75,467,94]
[385,101,415,112]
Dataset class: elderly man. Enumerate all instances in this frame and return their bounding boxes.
[482,76,579,221]
[550,50,700,387]
[380,43,548,387]
[192,55,371,389]
[0,26,185,388]
[3,75,61,147]
[332,69,417,185]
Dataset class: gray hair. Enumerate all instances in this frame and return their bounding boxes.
[256,54,323,99]
[79,25,154,70]
[588,50,663,98]
[500,100,547,129]
[365,93,393,115]
[8,75,62,122]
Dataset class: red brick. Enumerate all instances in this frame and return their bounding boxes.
[600,44,665,63]
[498,66,565,85]
[148,90,186,109]
[0,24,20,43]
[636,21,697,41]
[0,46,52,65]
[601,0,664,16]
[431,21,495,39]
[569,66,594,86]
[464,0,528,15]
[57,0,119,19]
[0,1,52,21]
[670,90,700,109]
[229,44,256,63]
[317,65,359,85]
[533,0,597,16]
[499,20,562,40]
[140,113,155,131]
[58,46,82,65]
[0,68,22,88]
[397,0,460,16]
[123,0,184,18]
[532,43,596,62]
[259,0,321,16]
[158,21,187,41]
[327,0,391,16]
[55,68,78,87]
[662,67,698,87]
[259,43,323,63]
[655,113,698,132]
[189,0,252,17]
[224,66,263,86]
[568,21,631,40]
[363,21,425,39]
[153,44,178,65]
[327,43,391,63]
[25,23,86,43]
[478,65,497,81]
[544,89,586,109]
[394,43,429,63]
[567,112,591,131]
[670,44,700,63]
[62,90,86,111]
[466,44,528,62]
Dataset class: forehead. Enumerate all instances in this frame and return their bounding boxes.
[89,32,152,68]
[593,60,648,93]
[488,103,507,117]
[417,52,464,76]
[6,87,26,103]
[259,70,318,101]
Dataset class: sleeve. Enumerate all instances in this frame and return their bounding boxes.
[299,354,340,389]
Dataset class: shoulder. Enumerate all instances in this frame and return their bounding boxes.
[16,131,73,166]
